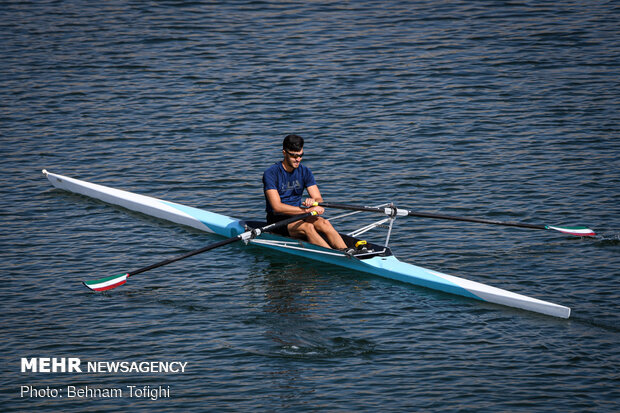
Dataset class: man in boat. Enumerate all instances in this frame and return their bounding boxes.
[263,134,348,250]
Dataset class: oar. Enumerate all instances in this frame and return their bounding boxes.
[317,202,596,237]
[83,211,318,292]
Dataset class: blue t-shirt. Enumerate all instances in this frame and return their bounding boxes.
[263,162,317,214]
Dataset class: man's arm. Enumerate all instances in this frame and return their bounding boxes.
[266,188,324,215]
[304,185,323,207]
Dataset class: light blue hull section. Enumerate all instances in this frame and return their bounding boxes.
[160,200,245,237]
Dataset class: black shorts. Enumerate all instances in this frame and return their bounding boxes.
[266,213,292,237]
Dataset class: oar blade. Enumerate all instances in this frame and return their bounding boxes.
[546,226,596,237]
[83,273,129,292]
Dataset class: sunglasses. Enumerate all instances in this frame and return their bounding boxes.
[285,150,304,159]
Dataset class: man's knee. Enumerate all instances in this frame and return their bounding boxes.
[314,217,334,232]
[292,221,317,236]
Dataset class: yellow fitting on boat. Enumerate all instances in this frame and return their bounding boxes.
[355,240,367,248]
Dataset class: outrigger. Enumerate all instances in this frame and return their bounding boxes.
[42,170,596,319]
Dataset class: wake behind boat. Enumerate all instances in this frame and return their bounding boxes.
[42,170,572,319]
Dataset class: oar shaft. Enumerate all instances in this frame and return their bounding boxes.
[319,202,544,229]
[129,211,315,278]
[404,210,545,230]
[318,202,591,235]
[128,237,239,277]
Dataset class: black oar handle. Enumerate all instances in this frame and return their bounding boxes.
[252,211,317,236]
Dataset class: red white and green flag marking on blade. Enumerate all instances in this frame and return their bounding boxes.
[84,273,128,292]
[317,202,597,238]
[83,211,317,292]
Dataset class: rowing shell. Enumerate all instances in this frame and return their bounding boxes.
[42,170,571,319]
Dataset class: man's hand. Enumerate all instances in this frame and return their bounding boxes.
[308,205,324,215]
[303,198,316,207]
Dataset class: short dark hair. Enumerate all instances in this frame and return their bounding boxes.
[283,134,304,152]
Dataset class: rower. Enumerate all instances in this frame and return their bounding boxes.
[262,135,348,250]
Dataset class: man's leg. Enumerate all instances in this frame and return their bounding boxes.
[288,220,331,248]
[311,217,347,250]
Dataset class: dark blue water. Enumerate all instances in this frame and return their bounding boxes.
[2,1,619,411]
